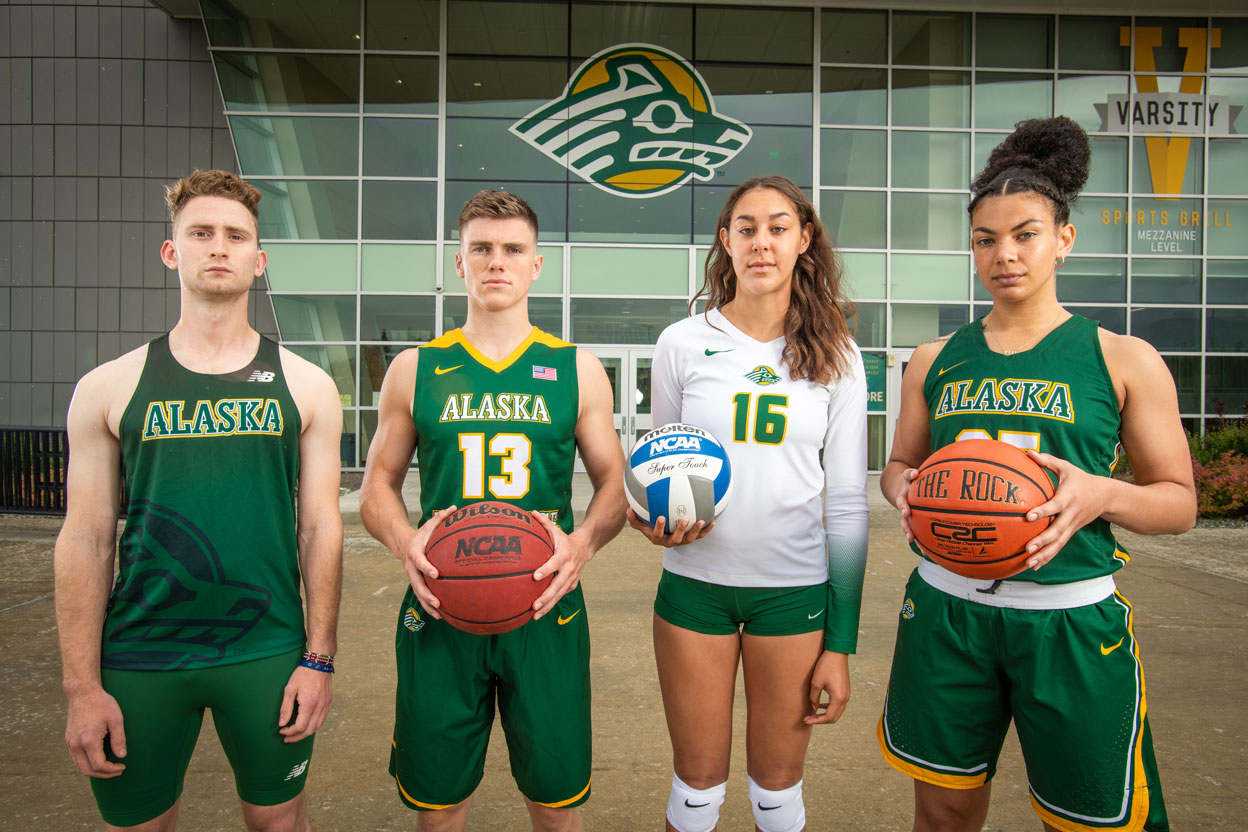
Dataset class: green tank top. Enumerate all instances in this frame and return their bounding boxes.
[412,328,579,534]
[922,314,1126,584]
[104,334,304,670]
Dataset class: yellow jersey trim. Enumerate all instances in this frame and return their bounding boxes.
[532,778,592,808]
[390,740,455,810]
[431,327,572,374]
[876,718,988,790]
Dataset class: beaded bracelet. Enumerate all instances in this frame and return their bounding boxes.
[300,651,335,673]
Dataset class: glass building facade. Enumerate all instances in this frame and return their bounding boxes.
[4,1,1247,470]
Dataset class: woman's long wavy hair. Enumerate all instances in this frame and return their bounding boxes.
[693,175,854,385]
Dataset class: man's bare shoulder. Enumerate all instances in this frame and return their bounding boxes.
[69,343,150,430]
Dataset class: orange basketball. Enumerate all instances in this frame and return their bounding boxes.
[906,439,1056,580]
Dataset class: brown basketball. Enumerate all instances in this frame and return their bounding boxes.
[906,439,1056,580]
[424,501,554,635]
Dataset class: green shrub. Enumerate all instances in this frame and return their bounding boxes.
[1189,419,1248,464]
[1192,451,1248,519]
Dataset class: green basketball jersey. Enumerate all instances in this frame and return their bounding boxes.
[412,328,579,534]
[104,335,304,670]
[922,314,1126,584]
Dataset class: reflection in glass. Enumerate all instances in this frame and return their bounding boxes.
[1207,200,1246,256]
[1133,259,1201,304]
[366,0,439,51]
[891,131,968,189]
[1134,18,1207,73]
[821,68,886,126]
[569,248,687,296]
[892,303,968,348]
[287,344,357,404]
[231,117,357,177]
[1057,75,1129,133]
[362,244,437,292]
[1209,139,1248,197]
[361,345,410,407]
[847,302,885,347]
[341,411,357,467]
[448,1,569,57]
[1058,16,1130,72]
[694,7,812,64]
[1212,19,1248,72]
[1132,307,1200,351]
[636,358,653,415]
[892,70,970,128]
[1206,357,1248,414]
[1070,197,1128,254]
[364,119,438,178]
[822,10,887,65]
[892,12,970,66]
[571,2,692,58]
[693,186,735,246]
[447,57,572,118]
[1086,137,1128,193]
[842,252,886,299]
[255,180,357,240]
[365,56,439,115]
[444,296,563,338]
[361,296,436,342]
[694,65,812,126]
[1207,260,1248,304]
[1130,198,1202,257]
[264,243,357,292]
[703,124,811,188]
[972,132,1006,179]
[446,118,569,181]
[821,190,886,250]
[271,295,356,341]
[976,14,1053,69]
[892,254,969,301]
[444,181,568,242]
[598,356,623,414]
[1162,355,1199,413]
[868,414,887,471]
[359,410,380,468]
[215,53,358,113]
[1055,258,1125,304]
[1067,305,1125,334]
[1132,138,1203,197]
[363,181,437,241]
[570,298,688,345]
[821,129,885,188]
[974,73,1052,129]
[891,193,968,251]
[569,184,691,244]
[1209,309,1248,352]
[203,0,360,49]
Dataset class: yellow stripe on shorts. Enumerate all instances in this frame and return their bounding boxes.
[876,717,989,790]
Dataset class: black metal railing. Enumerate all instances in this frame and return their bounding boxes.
[1,427,69,515]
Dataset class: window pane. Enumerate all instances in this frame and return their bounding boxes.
[444,181,568,242]
[821,129,885,188]
[891,193,968,251]
[570,298,688,345]
[361,244,436,292]
[976,14,1053,70]
[892,303,969,348]
[361,345,410,406]
[704,124,811,188]
[215,53,358,113]
[1086,137,1128,193]
[255,180,357,240]
[1208,260,1248,304]
[892,253,969,301]
[974,73,1052,129]
[446,118,567,182]
[892,131,968,189]
[1070,197,1127,254]
[892,70,970,129]
[695,7,812,65]
[443,244,564,292]
[1207,200,1246,256]
[848,302,885,348]
[571,2,692,58]
[1058,16,1130,72]
[364,56,438,115]
[842,252,886,299]
[231,117,358,177]
[286,344,356,404]
[569,248,687,296]
[1057,74,1129,134]
[447,57,571,118]
[271,295,356,341]
[972,132,1006,180]
[1132,307,1200,351]
[694,64,812,126]
[1209,309,1248,352]
[1213,19,1248,72]
[364,118,437,178]
[569,183,691,244]
[821,68,886,126]
[203,0,360,49]
[1056,257,1124,304]
[1162,355,1199,413]
[821,190,885,249]
[366,0,438,51]
[822,10,887,65]
[1067,305,1125,334]
[264,243,356,291]
[361,295,435,341]
[692,186,735,246]
[448,1,568,57]
[341,411,358,467]
[1133,259,1201,304]
[892,12,970,67]
[1132,136,1202,198]
[1134,18,1207,72]
[444,296,563,337]
[1130,197,1202,257]
[363,181,436,241]
[1209,139,1248,197]
[868,414,887,470]
[1206,356,1248,413]
[359,409,380,464]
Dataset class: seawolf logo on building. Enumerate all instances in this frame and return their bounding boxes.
[510,43,752,198]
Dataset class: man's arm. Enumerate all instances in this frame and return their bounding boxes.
[54,357,141,778]
[277,349,344,742]
[529,349,627,618]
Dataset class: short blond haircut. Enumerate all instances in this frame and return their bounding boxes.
[164,169,262,229]
[458,189,539,238]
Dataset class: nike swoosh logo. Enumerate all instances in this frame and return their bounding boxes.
[758,803,781,811]
[808,609,825,619]
[937,361,967,376]
[684,799,710,809]
[434,364,463,375]
[704,348,734,356]
[558,610,581,626]
[1101,637,1125,655]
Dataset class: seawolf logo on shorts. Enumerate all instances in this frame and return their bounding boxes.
[403,607,425,632]
[900,598,915,620]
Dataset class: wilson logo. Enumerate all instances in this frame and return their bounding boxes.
[649,436,702,455]
[510,43,752,198]
[455,535,522,559]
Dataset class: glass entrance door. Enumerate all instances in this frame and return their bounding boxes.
[591,348,655,461]
[884,349,914,468]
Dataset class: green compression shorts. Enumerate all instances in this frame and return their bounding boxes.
[654,569,827,636]
[390,584,591,811]
[91,649,314,827]
[878,567,1168,832]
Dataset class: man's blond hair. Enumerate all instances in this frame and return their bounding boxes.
[165,169,262,229]
[458,189,539,238]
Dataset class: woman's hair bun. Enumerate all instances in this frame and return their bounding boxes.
[970,116,1091,222]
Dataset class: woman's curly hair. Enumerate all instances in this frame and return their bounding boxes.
[969,116,1091,225]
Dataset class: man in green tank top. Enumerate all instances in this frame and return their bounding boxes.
[361,190,627,832]
[54,170,344,831]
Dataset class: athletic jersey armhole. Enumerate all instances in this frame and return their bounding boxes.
[1090,324,1125,422]
[117,335,166,439]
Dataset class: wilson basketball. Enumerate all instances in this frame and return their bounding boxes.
[906,439,1056,580]
[424,501,554,635]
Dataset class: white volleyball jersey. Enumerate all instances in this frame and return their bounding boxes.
[653,307,869,588]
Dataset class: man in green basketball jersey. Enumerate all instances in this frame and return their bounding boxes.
[361,190,627,832]
[54,170,344,831]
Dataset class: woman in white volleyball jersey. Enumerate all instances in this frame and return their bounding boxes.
[629,175,868,832]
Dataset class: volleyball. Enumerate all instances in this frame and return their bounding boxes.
[625,424,732,534]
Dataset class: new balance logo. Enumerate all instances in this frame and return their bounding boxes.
[247,370,275,383]
[284,760,308,781]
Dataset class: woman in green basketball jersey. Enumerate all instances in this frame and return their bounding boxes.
[878,117,1196,832]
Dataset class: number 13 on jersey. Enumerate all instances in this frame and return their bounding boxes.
[459,433,532,499]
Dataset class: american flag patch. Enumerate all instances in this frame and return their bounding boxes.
[532,365,557,381]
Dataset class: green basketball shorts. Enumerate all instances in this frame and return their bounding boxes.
[654,569,827,636]
[878,565,1169,832]
[91,649,314,827]
[390,584,591,811]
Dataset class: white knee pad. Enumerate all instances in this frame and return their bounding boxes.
[666,773,726,832]
[748,775,806,832]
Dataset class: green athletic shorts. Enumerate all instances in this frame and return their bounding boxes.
[878,568,1169,832]
[390,584,591,811]
[91,649,314,827]
[654,569,827,636]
